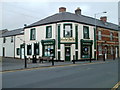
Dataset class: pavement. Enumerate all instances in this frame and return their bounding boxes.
[2,59,119,88]
[1,57,119,71]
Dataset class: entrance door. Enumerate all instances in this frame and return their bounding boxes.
[65,47,71,61]
[115,47,118,58]
[3,47,5,57]
[21,48,24,59]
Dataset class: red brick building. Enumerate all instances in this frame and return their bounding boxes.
[96,17,119,60]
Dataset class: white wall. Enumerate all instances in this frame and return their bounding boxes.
[24,22,95,60]
[119,31,120,57]
[25,24,57,58]
[15,34,24,58]
[2,36,15,57]
[0,38,3,57]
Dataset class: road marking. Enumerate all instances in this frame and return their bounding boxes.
[111,81,120,90]
[1,61,105,73]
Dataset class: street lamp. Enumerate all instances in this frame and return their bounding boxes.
[94,11,107,60]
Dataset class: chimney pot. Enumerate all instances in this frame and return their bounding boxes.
[100,16,107,22]
[59,7,66,13]
[75,7,81,15]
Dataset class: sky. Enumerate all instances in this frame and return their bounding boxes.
[0,0,119,30]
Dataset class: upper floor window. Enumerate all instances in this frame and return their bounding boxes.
[30,28,36,40]
[46,26,52,38]
[110,32,113,40]
[98,31,102,40]
[83,26,89,39]
[63,24,72,37]
[3,37,6,43]
[11,36,13,43]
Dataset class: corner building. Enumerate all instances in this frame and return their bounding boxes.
[24,7,95,61]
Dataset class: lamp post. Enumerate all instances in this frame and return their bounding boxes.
[94,11,107,60]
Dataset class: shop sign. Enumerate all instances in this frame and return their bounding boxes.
[61,37,75,43]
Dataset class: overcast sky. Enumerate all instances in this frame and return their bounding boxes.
[0,1,119,30]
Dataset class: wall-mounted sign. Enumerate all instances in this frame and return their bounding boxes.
[61,37,75,43]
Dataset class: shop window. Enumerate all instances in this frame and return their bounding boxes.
[11,36,13,43]
[44,45,54,57]
[27,45,32,55]
[98,31,102,40]
[3,37,6,43]
[34,43,39,55]
[98,45,102,55]
[46,26,52,38]
[82,46,90,58]
[30,28,36,40]
[16,48,20,55]
[83,26,89,39]
[110,32,113,40]
[63,24,72,37]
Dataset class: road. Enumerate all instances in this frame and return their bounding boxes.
[2,60,118,88]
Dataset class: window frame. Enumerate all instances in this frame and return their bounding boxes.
[98,31,102,40]
[16,48,20,55]
[3,37,6,43]
[98,45,102,55]
[63,24,72,37]
[83,26,89,39]
[27,45,32,55]
[11,36,13,43]
[110,32,113,41]
[46,26,52,38]
[30,28,36,40]
[34,43,39,55]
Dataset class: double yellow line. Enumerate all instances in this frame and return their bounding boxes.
[1,61,105,73]
[111,81,120,90]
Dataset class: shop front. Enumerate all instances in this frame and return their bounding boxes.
[41,39,55,58]
[81,39,93,59]
[60,37,75,61]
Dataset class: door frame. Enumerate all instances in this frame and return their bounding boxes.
[3,47,5,57]
[64,45,71,61]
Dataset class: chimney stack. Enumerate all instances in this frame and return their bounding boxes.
[100,16,107,22]
[59,7,66,13]
[75,7,81,15]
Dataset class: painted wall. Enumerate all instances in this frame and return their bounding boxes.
[2,36,15,57]
[15,34,24,58]
[24,22,95,60]
[25,24,57,58]
[0,38,3,57]
[118,31,120,57]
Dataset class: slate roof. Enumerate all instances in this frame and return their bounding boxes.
[25,12,119,31]
[0,29,8,37]
[2,28,24,37]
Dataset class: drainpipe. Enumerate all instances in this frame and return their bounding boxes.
[14,36,15,58]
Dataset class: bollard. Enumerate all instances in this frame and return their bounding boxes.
[52,57,54,66]
[90,56,91,63]
[103,53,105,61]
[25,56,27,68]
[73,60,75,64]
[113,53,115,60]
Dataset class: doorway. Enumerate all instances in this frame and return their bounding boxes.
[3,47,5,57]
[65,46,71,61]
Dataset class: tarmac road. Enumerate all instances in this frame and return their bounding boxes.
[2,60,118,88]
